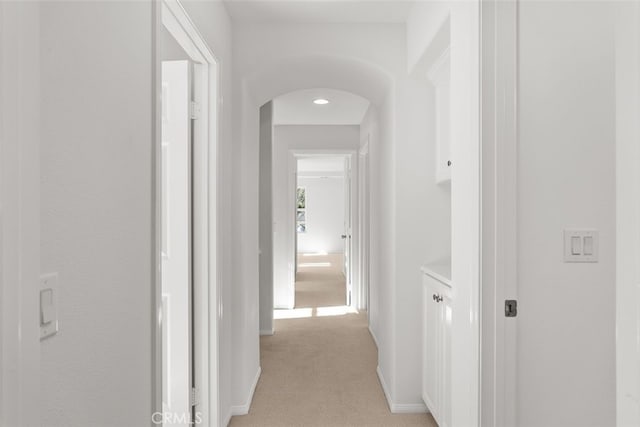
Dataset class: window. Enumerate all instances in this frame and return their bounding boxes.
[296,187,306,233]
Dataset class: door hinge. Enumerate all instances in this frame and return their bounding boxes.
[505,300,518,317]
[190,101,201,120]
[190,387,199,406]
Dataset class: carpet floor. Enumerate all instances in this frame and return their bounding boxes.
[229,254,436,427]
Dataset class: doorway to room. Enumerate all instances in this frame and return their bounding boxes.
[295,156,350,309]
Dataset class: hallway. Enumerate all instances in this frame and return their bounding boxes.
[230,254,435,427]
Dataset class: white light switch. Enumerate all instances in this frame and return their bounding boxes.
[583,236,594,255]
[564,229,599,263]
[571,236,582,255]
[40,273,59,340]
[40,289,54,324]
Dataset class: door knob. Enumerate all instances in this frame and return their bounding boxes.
[341,234,347,239]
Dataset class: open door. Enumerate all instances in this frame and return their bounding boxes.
[343,157,353,306]
[161,60,194,427]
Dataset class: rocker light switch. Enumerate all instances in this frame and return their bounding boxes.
[40,289,54,324]
[583,236,594,255]
[40,273,59,340]
[564,229,599,263]
[571,236,581,255]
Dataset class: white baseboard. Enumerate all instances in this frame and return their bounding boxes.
[376,365,393,411]
[260,328,274,336]
[392,402,428,414]
[222,410,232,427]
[229,366,262,417]
[376,366,428,415]
[368,326,379,349]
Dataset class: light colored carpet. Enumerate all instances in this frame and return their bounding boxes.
[229,254,436,427]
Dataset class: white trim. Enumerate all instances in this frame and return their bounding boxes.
[230,366,262,416]
[0,3,41,426]
[377,366,393,411]
[449,2,481,427]
[368,326,379,349]
[479,1,518,426]
[222,411,232,427]
[157,1,221,426]
[377,366,428,414]
[260,329,274,336]
[392,403,429,414]
[162,0,216,64]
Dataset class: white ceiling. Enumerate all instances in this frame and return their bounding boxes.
[273,88,370,125]
[223,0,416,24]
[297,156,346,173]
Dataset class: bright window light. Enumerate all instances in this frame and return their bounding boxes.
[273,308,313,320]
[313,98,330,105]
[298,262,331,268]
[316,306,359,317]
[301,251,328,257]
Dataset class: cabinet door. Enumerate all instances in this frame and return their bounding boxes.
[439,287,452,427]
[423,277,440,417]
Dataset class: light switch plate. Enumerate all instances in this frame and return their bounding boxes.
[564,229,599,263]
[40,273,59,340]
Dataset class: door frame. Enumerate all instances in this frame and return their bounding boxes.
[287,149,359,308]
[479,0,518,426]
[615,2,640,425]
[0,2,41,425]
[154,1,220,425]
[358,138,370,312]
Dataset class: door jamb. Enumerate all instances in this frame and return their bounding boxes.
[358,138,370,312]
[479,1,518,426]
[155,1,220,425]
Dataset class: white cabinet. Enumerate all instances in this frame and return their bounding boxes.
[427,48,451,184]
[422,267,452,427]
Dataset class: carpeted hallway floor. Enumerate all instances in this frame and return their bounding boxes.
[229,254,436,427]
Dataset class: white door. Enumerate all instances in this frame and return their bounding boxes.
[161,60,193,427]
[343,157,352,305]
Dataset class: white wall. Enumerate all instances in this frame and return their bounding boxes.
[39,2,153,425]
[297,175,345,254]
[517,2,616,425]
[406,1,449,74]
[272,125,359,309]
[616,2,640,425]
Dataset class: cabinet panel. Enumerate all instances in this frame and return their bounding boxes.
[422,273,452,427]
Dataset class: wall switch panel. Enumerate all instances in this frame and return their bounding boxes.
[40,273,59,340]
[564,229,599,263]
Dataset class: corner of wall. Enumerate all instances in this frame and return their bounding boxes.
[230,366,262,418]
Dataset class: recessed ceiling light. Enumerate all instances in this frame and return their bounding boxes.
[313,98,330,105]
